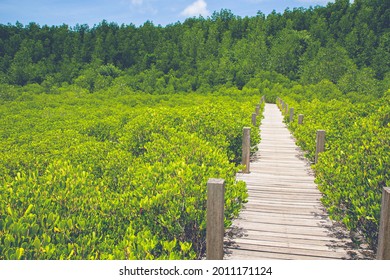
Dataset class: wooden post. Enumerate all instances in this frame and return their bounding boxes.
[298,114,304,125]
[285,104,289,116]
[289,108,294,123]
[242,127,251,173]
[206,178,225,260]
[251,113,257,126]
[377,187,390,260]
[315,130,326,164]
[255,105,260,115]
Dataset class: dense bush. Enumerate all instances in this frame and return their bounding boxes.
[0,86,262,259]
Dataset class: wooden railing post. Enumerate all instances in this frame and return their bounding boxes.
[255,105,260,115]
[285,104,289,116]
[298,114,304,125]
[377,187,390,260]
[242,127,251,173]
[251,113,257,126]
[206,178,225,260]
[289,108,294,123]
[315,130,326,164]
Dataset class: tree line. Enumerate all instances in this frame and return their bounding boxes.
[0,0,388,95]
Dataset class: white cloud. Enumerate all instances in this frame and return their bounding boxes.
[131,0,144,5]
[127,0,158,16]
[181,0,210,17]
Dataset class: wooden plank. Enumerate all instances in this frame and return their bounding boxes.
[245,184,319,191]
[245,190,322,198]
[247,194,321,200]
[245,199,321,207]
[233,221,333,236]
[230,237,348,254]
[225,247,344,260]
[229,227,351,243]
[241,176,316,182]
[227,242,347,259]
[229,230,347,246]
[240,210,329,221]
[224,249,292,260]
[237,213,332,227]
[244,182,319,188]
[242,178,318,185]
[241,206,325,216]
[242,174,316,181]
[242,206,325,215]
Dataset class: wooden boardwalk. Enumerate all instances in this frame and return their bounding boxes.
[225,103,370,260]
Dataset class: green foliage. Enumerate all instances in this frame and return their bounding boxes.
[0,86,261,259]
[338,67,382,98]
[300,43,356,84]
[269,27,310,80]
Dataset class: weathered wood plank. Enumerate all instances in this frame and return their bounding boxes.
[228,242,347,259]
[225,249,291,260]
[232,221,333,236]
[236,214,332,227]
[230,228,351,243]
[231,237,348,254]
[245,185,320,193]
[231,233,341,248]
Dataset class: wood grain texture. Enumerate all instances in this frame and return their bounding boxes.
[241,127,251,173]
[377,187,390,259]
[207,178,225,260]
[225,103,366,260]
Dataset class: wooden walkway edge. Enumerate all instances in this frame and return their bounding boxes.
[224,103,373,260]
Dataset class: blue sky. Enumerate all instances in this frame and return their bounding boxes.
[0,0,335,27]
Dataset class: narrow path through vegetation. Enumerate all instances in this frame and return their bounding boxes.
[225,103,374,260]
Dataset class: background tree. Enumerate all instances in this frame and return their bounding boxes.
[300,42,356,84]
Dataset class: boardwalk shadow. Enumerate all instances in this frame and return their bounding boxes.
[224,224,246,256]
[225,218,375,260]
[224,206,375,260]
[316,217,375,260]
[292,142,375,259]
